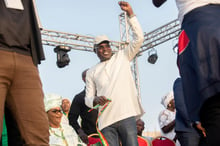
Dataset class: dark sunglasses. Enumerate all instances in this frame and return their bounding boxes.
[50,109,62,114]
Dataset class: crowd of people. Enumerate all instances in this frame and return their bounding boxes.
[1,0,220,146]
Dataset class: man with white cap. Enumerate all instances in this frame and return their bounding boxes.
[158,91,179,145]
[44,93,86,146]
[85,1,144,146]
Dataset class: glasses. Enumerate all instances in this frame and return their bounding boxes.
[50,109,62,114]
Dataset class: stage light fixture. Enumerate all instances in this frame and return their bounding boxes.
[54,45,71,68]
[147,48,158,64]
[172,43,178,54]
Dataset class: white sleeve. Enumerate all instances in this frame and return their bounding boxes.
[158,110,169,128]
[124,16,144,61]
[85,69,96,108]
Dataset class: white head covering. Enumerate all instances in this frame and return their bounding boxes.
[44,93,62,112]
[161,91,174,108]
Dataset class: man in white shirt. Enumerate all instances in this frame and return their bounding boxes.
[85,1,144,146]
[153,0,220,145]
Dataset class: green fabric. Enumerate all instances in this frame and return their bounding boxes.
[90,142,102,146]
[77,142,102,146]
[2,116,8,146]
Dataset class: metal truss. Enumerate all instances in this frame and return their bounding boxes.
[118,12,142,98]
[41,16,181,99]
[41,29,126,53]
[140,19,181,53]
[41,19,181,54]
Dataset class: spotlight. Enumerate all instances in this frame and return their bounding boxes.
[54,45,71,68]
[147,48,158,64]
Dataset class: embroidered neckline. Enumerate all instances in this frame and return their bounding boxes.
[49,125,68,146]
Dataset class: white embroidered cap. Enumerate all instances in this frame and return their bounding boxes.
[44,93,62,112]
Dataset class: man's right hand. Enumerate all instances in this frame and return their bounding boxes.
[93,96,109,106]
[194,121,206,138]
[118,1,134,17]
[78,129,89,144]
